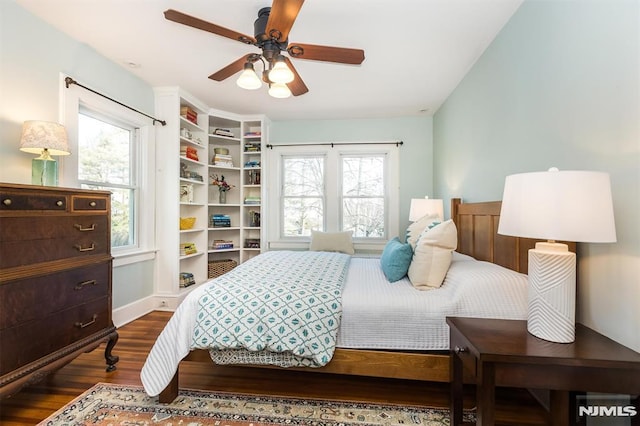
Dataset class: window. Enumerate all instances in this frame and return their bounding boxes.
[78,111,137,248]
[341,155,386,238]
[282,156,324,236]
[62,76,155,263]
[269,143,399,249]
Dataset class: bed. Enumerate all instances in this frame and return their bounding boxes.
[143,198,572,403]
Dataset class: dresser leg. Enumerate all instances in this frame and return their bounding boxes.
[105,331,119,372]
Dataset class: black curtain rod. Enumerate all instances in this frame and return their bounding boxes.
[266,141,403,149]
[64,77,166,126]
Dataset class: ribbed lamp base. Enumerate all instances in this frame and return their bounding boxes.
[527,242,576,343]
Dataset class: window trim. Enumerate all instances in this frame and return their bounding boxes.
[60,74,156,262]
[266,142,399,251]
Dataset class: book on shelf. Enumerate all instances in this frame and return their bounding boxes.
[244,142,261,152]
[211,240,234,250]
[179,272,195,288]
[180,106,198,125]
[180,146,199,161]
[244,196,261,205]
[180,242,197,256]
[244,131,261,137]
[210,214,231,227]
[213,154,234,167]
[213,128,234,137]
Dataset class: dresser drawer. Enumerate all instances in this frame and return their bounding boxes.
[0,296,111,376]
[72,195,108,212]
[0,221,109,269]
[0,262,111,329]
[0,192,67,211]
[0,215,108,243]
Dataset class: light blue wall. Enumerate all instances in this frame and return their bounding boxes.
[270,116,434,236]
[0,1,156,310]
[433,0,639,351]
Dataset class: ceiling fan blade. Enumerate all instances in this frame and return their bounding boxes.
[164,9,256,45]
[209,54,254,81]
[284,57,309,96]
[287,43,365,65]
[266,0,304,43]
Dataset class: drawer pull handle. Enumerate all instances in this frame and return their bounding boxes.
[90,201,97,207]
[454,346,468,354]
[75,314,97,329]
[2,198,11,206]
[74,223,96,231]
[74,243,95,252]
[56,200,64,207]
[75,279,97,290]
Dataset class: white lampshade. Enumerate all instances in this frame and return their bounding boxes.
[498,168,616,243]
[498,167,616,343]
[236,63,262,90]
[409,197,444,222]
[19,120,70,156]
[268,56,294,84]
[268,82,292,99]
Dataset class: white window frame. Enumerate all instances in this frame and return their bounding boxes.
[266,143,399,252]
[60,74,156,266]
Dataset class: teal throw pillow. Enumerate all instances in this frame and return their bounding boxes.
[380,237,413,282]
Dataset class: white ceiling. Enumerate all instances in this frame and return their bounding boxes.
[15,0,523,120]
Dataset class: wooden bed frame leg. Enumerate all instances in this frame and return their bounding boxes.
[158,369,179,403]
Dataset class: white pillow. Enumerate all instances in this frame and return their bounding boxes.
[406,214,441,250]
[408,219,458,290]
[309,230,355,255]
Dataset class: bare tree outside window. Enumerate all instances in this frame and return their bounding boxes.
[342,155,385,238]
[78,113,136,248]
[282,156,324,236]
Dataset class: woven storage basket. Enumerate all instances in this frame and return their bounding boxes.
[208,259,237,278]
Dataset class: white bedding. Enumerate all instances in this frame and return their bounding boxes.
[141,251,528,396]
[338,252,528,350]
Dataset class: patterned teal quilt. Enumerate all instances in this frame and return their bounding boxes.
[191,251,351,367]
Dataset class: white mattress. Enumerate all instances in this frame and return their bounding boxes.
[337,252,528,350]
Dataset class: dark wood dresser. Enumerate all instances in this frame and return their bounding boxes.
[0,183,118,398]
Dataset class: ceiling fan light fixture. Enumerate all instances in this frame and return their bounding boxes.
[236,62,262,90]
[268,82,292,98]
[268,56,294,84]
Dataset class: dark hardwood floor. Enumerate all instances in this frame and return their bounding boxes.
[0,311,548,425]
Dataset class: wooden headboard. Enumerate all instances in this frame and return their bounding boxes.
[450,198,575,274]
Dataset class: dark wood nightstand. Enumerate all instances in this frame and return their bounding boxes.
[447,317,640,426]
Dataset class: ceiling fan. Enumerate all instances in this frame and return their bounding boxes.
[164,0,365,98]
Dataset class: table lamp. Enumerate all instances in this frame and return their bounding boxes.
[409,197,444,222]
[498,168,616,343]
[19,121,70,186]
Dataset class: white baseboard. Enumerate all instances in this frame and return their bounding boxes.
[112,294,183,328]
[112,285,207,328]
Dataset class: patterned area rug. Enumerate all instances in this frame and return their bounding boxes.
[38,382,476,425]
